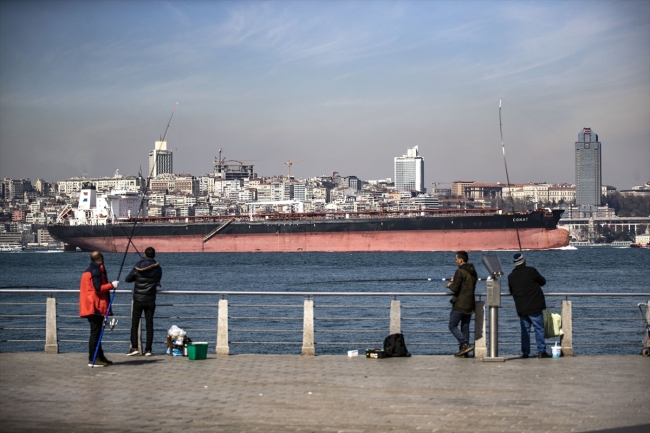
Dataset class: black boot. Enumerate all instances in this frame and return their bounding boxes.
[454,343,474,357]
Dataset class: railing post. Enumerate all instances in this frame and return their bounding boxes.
[44,297,58,354]
[216,298,229,355]
[390,299,401,334]
[560,300,573,356]
[474,300,486,358]
[302,299,315,356]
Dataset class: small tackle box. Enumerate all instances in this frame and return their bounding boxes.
[365,348,387,359]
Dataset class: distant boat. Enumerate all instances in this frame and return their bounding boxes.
[569,241,591,247]
[0,243,23,252]
[630,243,650,249]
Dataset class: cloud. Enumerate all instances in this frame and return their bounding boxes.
[0,1,648,188]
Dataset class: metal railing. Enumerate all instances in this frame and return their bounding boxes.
[0,289,648,356]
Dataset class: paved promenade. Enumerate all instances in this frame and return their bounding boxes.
[0,353,648,433]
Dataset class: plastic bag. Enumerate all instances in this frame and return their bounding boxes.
[167,325,186,337]
[543,310,563,338]
[165,347,183,356]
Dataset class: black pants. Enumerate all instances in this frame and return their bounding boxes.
[130,300,156,352]
[88,315,105,362]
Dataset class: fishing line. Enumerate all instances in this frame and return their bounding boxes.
[0,285,71,290]
[499,99,522,252]
[91,103,178,366]
[297,277,491,285]
[118,225,142,258]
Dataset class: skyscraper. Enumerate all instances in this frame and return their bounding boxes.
[575,128,602,207]
[394,145,425,193]
[148,141,173,178]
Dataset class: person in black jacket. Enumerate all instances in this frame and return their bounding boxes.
[507,253,550,358]
[125,247,162,356]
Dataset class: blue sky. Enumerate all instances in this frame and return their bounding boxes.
[1,0,648,190]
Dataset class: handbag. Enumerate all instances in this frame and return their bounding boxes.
[543,309,563,338]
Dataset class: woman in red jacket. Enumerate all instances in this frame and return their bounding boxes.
[80,251,119,367]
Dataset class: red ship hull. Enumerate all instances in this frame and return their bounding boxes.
[64,227,569,253]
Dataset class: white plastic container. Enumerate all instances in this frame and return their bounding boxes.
[551,343,561,358]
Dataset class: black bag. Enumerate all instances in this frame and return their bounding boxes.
[383,333,411,357]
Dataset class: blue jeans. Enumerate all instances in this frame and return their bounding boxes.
[519,311,546,355]
[449,310,472,346]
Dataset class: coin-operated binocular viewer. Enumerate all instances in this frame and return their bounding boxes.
[482,255,504,361]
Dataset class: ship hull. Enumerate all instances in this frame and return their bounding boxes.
[48,211,569,253]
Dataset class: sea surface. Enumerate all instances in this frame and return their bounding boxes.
[0,247,648,356]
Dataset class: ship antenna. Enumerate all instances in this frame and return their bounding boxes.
[500,98,522,251]
[90,102,179,366]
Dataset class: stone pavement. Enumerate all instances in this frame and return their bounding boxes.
[0,353,648,433]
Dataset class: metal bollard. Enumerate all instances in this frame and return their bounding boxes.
[482,255,504,362]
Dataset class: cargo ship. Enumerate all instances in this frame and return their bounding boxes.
[47,186,569,253]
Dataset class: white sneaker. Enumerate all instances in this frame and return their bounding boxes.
[126,349,140,356]
[144,351,152,357]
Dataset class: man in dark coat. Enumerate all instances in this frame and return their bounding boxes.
[445,251,477,357]
[508,252,550,358]
[125,247,162,356]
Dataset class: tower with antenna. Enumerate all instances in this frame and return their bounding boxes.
[148,103,178,178]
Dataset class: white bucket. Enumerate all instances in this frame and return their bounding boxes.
[551,344,561,358]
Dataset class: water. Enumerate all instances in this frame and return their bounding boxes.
[1,248,648,356]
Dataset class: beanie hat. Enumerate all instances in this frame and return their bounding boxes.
[513,253,525,266]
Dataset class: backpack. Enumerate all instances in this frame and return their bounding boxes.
[383,333,411,357]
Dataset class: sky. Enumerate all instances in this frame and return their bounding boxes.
[0,0,649,191]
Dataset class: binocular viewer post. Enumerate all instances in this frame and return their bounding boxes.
[482,255,505,362]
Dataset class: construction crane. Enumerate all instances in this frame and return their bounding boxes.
[431,182,454,195]
[213,149,260,166]
[284,158,306,178]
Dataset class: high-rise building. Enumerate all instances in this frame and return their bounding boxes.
[148,141,173,177]
[394,146,425,193]
[575,128,602,207]
[1,178,32,200]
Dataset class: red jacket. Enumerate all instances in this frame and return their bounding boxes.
[79,262,113,317]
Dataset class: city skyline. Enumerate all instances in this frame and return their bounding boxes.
[1,1,649,189]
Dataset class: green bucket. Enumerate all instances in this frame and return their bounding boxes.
[187,342,208,360]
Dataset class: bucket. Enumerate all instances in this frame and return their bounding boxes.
[551,344,561,358]
[187,342,208,360]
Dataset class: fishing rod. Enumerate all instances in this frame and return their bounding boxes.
[0,285,71,290]
[91,103,178,367]
[499,98,522,252]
